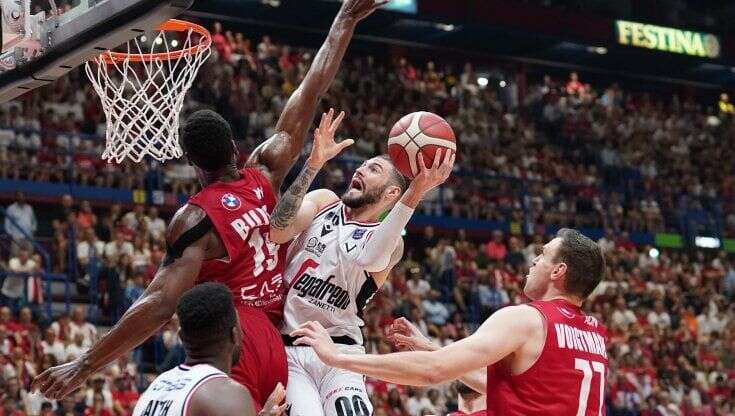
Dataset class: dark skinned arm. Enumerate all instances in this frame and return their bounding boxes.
[246,0,387,192]
[32,205,210,399]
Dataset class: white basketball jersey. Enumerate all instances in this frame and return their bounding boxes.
[282,202,387,345]
[132,364,227,416]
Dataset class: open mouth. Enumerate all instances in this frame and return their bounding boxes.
[351,178,364,191]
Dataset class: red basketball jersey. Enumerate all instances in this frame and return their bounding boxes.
[188,167,289,324]
[486,299,608,416]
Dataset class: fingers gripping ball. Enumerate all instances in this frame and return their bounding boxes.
[388,111,456,179]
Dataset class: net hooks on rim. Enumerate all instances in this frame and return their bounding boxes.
[85,19,212,163]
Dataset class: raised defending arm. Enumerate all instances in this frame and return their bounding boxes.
[246,0,387,191]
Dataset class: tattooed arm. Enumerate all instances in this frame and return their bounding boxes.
[269,110,351,244]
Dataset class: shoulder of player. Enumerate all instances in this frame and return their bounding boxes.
[481,304,545,333]
[166,204,209,243]
[307,188,339,209]
[188,376,255,416]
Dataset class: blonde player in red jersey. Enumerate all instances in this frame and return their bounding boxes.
[292,229,608,416]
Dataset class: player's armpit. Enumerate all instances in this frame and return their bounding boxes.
[270,189,339,244]
[188,377,257,416]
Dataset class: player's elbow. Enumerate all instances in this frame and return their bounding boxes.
[424,363,450,385]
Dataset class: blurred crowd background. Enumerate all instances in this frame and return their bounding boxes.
[0,14,733,416]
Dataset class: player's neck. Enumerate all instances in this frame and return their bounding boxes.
[343,204,383,223]
[544,293,584,307]
[200,165,240,186]
[184,353,232,374]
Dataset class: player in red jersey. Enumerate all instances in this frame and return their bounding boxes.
[33,0,387,409]
[292,228,608,416]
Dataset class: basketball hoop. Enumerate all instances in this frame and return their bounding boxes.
[85,19,211,163]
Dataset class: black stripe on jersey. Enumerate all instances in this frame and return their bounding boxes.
[340,205,380,227]
[356,272,379,319]
[314,201,340,220]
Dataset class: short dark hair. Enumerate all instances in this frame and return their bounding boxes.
[554,228,605,299]
[377,155,408,193]
[180,109,235,172]
[176,283,237,350]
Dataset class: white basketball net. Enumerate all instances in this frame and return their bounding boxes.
[85,26,211,163]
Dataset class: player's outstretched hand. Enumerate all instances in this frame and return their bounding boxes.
[259,382,287,416]
[291,321,341,366]
[340,0,390,22]
[410,148,455,196]
[32,358,91,400]
[308,108,354,169]
[387,317,439,352]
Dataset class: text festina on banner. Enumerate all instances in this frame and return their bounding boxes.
[616,20,721,59]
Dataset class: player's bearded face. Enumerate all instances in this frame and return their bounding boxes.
[341,177,388,209]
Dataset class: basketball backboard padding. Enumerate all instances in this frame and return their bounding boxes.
[0,0,194,103]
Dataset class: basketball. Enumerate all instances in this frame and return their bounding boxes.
[388,111,457,179]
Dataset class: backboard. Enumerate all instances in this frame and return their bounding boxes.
[0,0,194,103]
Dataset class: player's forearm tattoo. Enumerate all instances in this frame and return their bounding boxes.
[271,163,319,230]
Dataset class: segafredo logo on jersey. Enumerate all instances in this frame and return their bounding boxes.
[291,259,350,311]
[221,193,242,211]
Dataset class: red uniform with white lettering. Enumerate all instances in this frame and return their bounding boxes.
[486,299,608,416]
[188,167,289,409]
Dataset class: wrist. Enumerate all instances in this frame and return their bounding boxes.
[306,157,323,170]
[78,354,96,375]
[331,352,350,368]
[401,184,424,208]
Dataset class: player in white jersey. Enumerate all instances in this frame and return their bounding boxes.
[268,110,454,416]
[132,283,285,416]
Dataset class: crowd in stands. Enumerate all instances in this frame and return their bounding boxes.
[1,22,734,238]
[0,20,733,416]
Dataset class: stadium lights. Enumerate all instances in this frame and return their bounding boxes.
[171,39,178,48]
[140,35,147,43]
[435,23,455,32]
[694,236,721,249]
[499,80,507,87]
[155,37,163,45]
[649,248,660,259]
[477,77,489,87]
[586,46,608,55]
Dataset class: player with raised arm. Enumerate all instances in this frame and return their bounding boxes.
[292,229,609,416]
[132,283,286,416]
[265,110,454,416]
[33,0,388,409]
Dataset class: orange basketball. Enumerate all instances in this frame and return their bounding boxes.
[387,111,457,179]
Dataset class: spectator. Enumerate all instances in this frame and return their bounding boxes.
[3,247,37,311]
[103,230,133,262]
[69,306,97,348]
[41,327,66,363]
[4,191,37,245]
[144,206,166,242]
[77,200,98,231]
[478,274,509,318]
[124,272,145,311]
[566,71,584,96]
[422,290,450,327]
[121,204,145,232]
[77,228,105,270]
[484,230,507,261]
[406,268,431,299]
